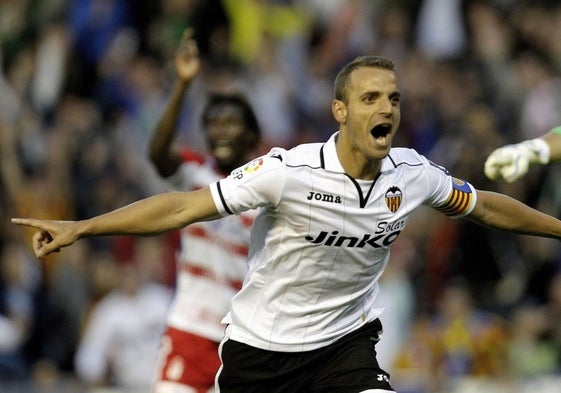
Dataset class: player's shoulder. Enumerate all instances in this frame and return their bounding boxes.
[386,147,428,167]
[283,141,325,167]
[229,147,288,180]
[385,147,451,180]
[247,141,324,169]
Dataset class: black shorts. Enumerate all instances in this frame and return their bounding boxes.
[216,319,394,393]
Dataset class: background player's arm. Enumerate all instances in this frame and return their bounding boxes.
[541,129,561,162]
[12,187,220,259]
[149,29,201,178]
[466,189,561,239]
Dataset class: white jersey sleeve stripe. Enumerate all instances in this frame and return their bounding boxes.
[209,182,231,217]
[215,182,234,215]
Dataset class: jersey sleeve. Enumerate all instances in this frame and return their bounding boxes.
[422,157,477,218]
[209,148,286,216]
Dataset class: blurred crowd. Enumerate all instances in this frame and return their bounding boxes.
[1,0,561,392]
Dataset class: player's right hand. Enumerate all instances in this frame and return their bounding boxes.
[484,138,550,182]
[175,28,201,82]
[10,218,80,259]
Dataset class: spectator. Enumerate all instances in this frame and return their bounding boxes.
[0,238,39,380]
[74,237,172,391]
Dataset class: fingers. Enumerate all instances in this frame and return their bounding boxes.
[12,218,62,259]
[484,151,506,180]
[175,29,200,81]
[177,27,198,56]
[484,148,517,181]
[182,28,194,42]
[11,217,44,228]
[498,164,518,183]
[484,150,529,182]
[483,165,500,180]
[500,159,529,183]
[178,35,198,57]
[31,230,62,258]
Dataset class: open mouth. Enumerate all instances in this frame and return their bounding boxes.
[370,123,392,138]
[211,139,235,160]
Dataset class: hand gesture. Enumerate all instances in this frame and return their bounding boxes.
[484,139,550,182]
[175,28,201,83]
[11,218,81,259]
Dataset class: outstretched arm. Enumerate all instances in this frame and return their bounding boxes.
[467,189,561,239]
[484,126,561,182]
[11,187,220,259]
[149,28,201,177]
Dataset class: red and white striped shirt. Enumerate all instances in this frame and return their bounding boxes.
[165,149,256,341]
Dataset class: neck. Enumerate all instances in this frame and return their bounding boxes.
[335,134,382,180]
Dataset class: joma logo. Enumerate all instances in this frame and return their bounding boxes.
[307,191,342,203]
[305,230,401,248]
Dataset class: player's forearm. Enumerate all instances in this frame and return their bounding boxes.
[542,127,561,163]
[148,80,190,174]
[80,191,203,238]
[468,190,561,239]
[153,80,189,149]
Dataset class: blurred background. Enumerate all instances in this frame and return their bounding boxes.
[1,0,561,392]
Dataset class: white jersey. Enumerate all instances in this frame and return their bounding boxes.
[209,132,477,352]
[164,149,254,342]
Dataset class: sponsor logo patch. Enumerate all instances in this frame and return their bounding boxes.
[243,157,264,174]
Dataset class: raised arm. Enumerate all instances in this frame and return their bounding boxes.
[11,187,220,259]
[466,189,561,239]
[484,126,561,182]
[149,29,201,177]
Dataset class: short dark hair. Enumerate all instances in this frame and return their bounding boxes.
[202,92,261,141]
[334,56,396,102]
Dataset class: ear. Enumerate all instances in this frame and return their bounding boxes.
[332,100,347,124]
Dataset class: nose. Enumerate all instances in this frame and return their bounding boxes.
[378,96,393,115]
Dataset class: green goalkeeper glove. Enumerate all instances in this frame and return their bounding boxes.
[484,138,550,182]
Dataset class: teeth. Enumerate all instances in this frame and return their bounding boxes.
[214,145,234,159]
[372,133,390,146]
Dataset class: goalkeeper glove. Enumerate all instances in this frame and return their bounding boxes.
[484,138,550,182]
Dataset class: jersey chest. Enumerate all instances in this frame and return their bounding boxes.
[277,168,418,250]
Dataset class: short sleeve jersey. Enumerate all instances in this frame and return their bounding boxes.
[209,132,477,352]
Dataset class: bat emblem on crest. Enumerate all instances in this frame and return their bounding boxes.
[385,186,402,213]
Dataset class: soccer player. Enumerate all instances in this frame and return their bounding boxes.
[12,55,561,393]
[148,31,261,393]
[484,126,561,182]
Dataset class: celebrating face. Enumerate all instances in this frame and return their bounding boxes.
[333,66,401,178]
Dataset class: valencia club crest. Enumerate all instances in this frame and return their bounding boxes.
[385,186,402,213]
